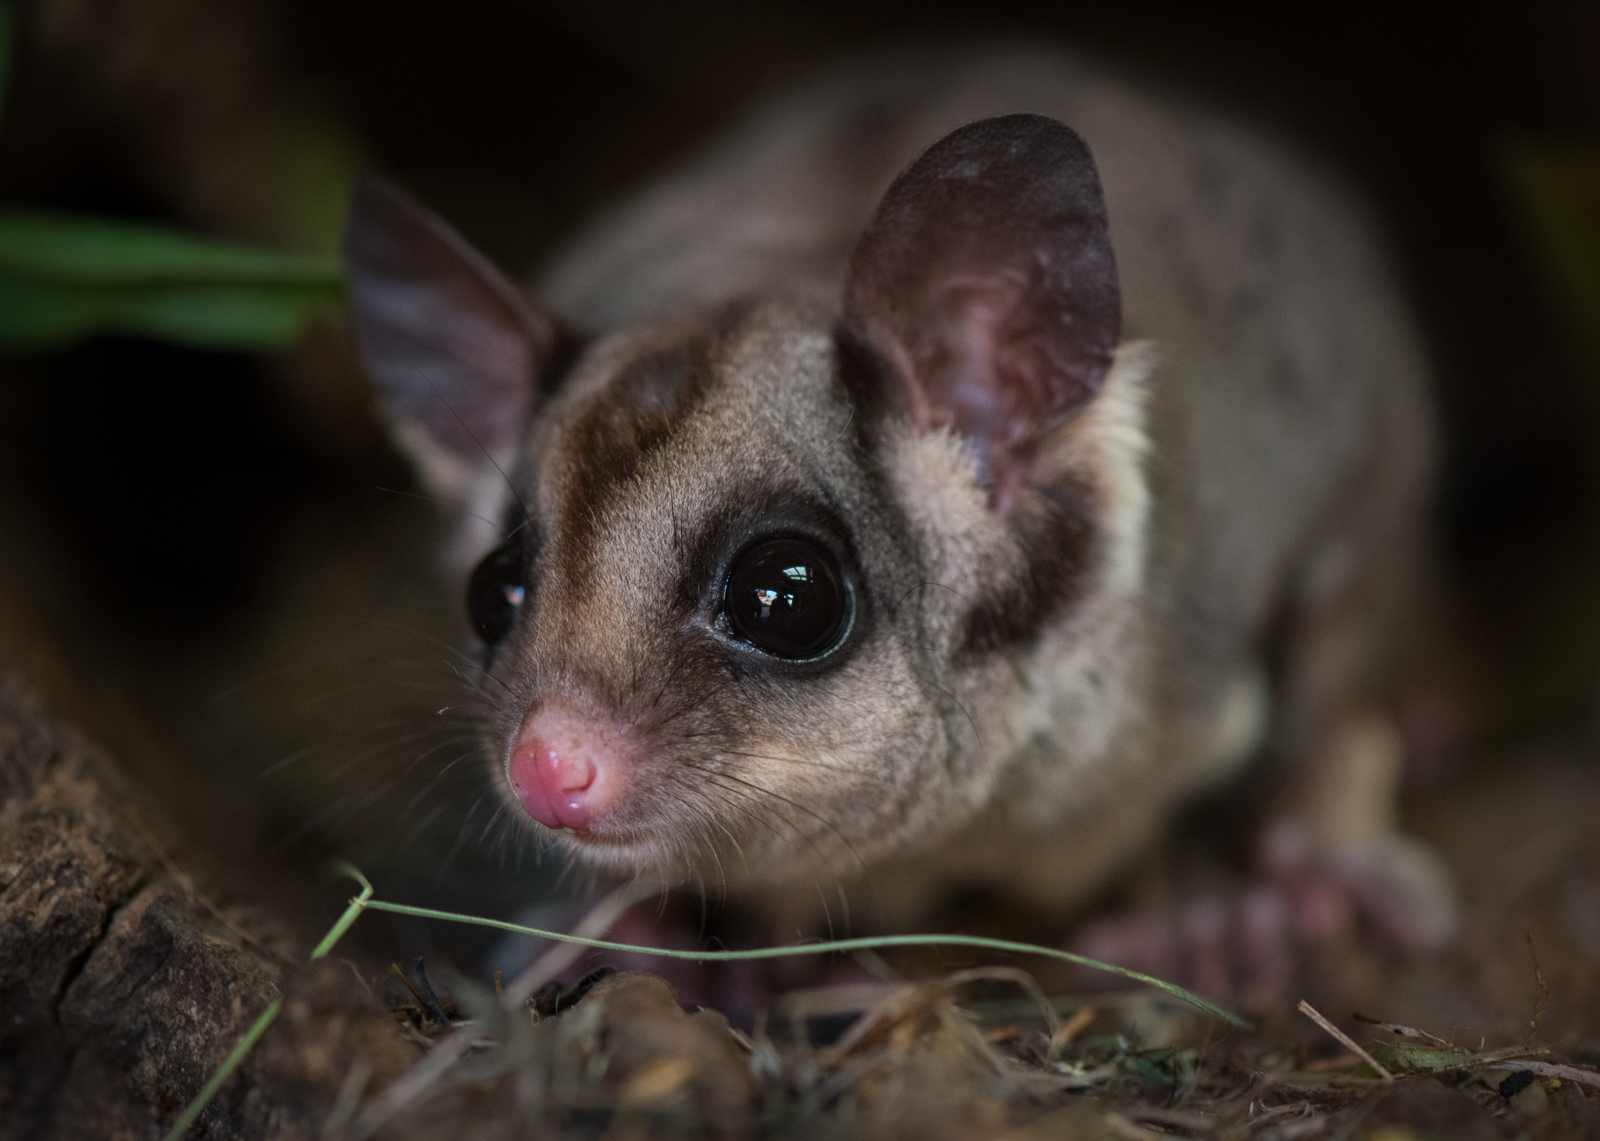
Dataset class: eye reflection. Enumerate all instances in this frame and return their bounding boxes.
[467,540,528,646]
[724,538,849,660]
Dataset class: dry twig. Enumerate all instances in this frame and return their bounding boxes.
[1297,1000,1393,1082]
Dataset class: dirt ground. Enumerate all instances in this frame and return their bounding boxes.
[5,657,1600,1139]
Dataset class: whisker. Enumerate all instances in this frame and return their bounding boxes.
[435,790,494,882]
[374,484,499,532]
[927,681,982,745]
[895,578,970,616]
[715,748,892,786]
[682,764,864,912]
[408,361,535,535]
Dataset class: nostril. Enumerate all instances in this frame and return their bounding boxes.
[536,740,595,795]
[509,736,598,833]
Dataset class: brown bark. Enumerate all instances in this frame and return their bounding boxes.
[0,670,415,1140]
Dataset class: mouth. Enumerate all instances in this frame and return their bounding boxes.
[536,822,702,883]
[509,798,661,854]
[549,826,643,851]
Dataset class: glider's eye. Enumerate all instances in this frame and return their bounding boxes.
[723,538,850,660]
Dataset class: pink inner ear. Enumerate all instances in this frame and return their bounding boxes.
[842,115,1121,511]
[918,272,1029,446]
[915,269,1067,504]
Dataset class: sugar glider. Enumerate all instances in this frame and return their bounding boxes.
[344,47,1454,982]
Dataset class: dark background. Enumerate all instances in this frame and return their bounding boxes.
[0,0,1597,936]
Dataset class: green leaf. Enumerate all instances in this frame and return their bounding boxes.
[0,210,343,351]
[0,13,350,352]
[0,210,341,284]
[0,277,341,351]
[1370,1039,1543,1076]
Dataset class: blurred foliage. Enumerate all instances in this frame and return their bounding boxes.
[0,212,341,350]
[0,0,345,353]
[259,102,366,256]
[1496,140,1600,731]
[1502,142,1600,389]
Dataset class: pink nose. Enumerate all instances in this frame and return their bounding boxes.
[506,709,627,833]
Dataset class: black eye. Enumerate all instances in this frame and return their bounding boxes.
[467,541,527,646]
[723,538,850,660]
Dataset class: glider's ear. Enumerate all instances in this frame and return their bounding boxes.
[843,113,1121,505]
[344,175,563,502]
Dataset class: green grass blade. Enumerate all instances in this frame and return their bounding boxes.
[0,276,342,351]
[159,863,1250,1139]
[357,895,1248,1028]
[160,998,283,1141]
[0,209,344,351]
[312,862,375,959]
[164,865,374,1139]
[0,211,341,284]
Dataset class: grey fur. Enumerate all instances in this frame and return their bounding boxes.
[349,46,1437,934]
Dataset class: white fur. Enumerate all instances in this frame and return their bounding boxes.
[1067,341,1155,597]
